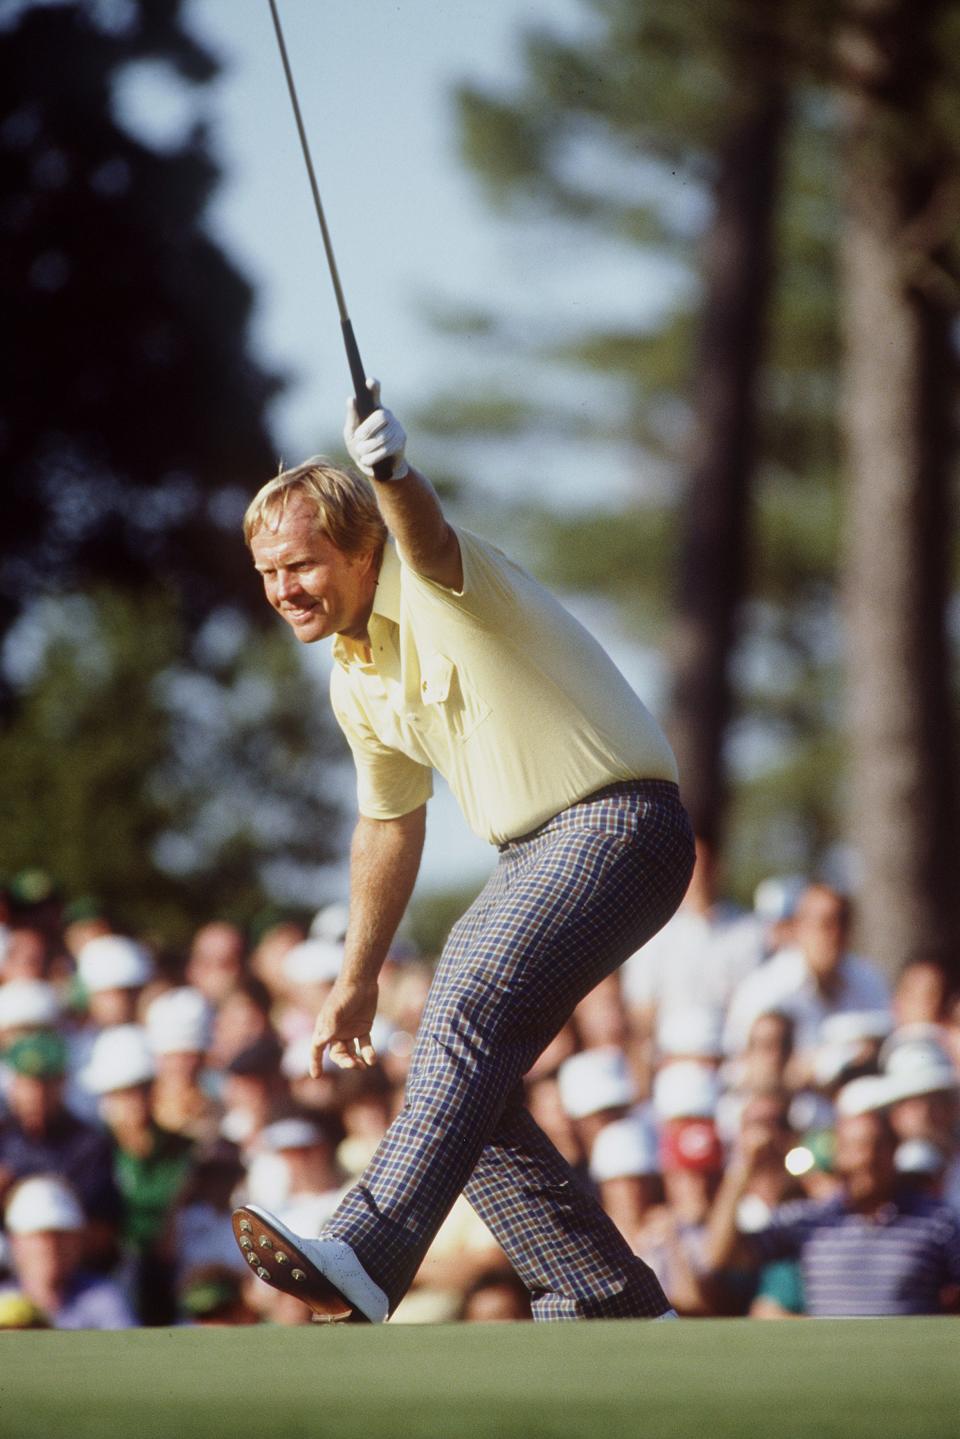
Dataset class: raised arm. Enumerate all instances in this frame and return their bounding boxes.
[311,805,426,1075]
[344,384,462,591]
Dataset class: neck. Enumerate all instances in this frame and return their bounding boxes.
[846,1172,894,1212]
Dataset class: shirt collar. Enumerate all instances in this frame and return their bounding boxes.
[371,541,401,625]
[332,541,400,667]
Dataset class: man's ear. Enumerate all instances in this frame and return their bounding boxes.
[356,545,382,580]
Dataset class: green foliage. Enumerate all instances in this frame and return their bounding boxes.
[0,591,344,947]
[0,0,281,700]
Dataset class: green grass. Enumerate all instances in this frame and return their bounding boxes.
[1,1319,958,1439]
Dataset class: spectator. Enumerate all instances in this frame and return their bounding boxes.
[178,1263,258,1326]
[0,1032,122,1239]
[1,927,48,984]
[60,899,112,964]
[146,988,220,1143]
[249,920,304,1008]
[589,1115,661,1248]
[461,1268,532,1322]
[893,960,951,1028]
[186,922,245,1008]
[638,1116,725,1316]
[253,1116,347,1232]
[335,1066,393,1178]
[717,1011,795,1141]
[879,1034,960,1216]
[525,1072,585,1174]
[1,1176,135,1329]
[706,1105,960,1315]
[76,935,153,1030]
[724,885,891,1061]
[171,1141,247,1281]
[279,1034,341,1117]
[556,1046,635,1152]
[393,1196,509,1324]
[221,1034,284,1149]
[83,1025,194,1324]
[0,981,62,1051]
[752,875,806,958]
[280,938,343,1045]
[622,836,766,1054]
[208,977,275,1071]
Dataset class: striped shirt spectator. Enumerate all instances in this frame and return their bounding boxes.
[750,1189,960,1316]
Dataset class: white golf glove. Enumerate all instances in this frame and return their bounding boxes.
[343,379,409,481]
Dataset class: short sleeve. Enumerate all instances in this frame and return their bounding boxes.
[398,527,519,627]
[330,667,433,819]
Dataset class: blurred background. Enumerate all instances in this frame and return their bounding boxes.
[1,0,959,1335]
[1,0,958,973]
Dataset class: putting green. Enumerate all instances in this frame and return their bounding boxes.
[0,1318,957,1439]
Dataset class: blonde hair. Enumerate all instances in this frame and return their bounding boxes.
[242,457,387,557]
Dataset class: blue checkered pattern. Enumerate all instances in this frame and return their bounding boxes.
[324,780,694,1320]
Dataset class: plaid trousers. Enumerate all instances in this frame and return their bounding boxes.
[324,779,695,1320]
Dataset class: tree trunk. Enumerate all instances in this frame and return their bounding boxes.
[839,0,960,979]
[666,32,788,844]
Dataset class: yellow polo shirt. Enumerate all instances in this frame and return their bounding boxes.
[330,529,677,846]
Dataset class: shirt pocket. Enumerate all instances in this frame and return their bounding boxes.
[420,652,490,741]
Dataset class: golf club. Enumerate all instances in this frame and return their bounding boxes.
[267,0,393,479]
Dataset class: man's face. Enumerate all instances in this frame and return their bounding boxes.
[12,1230,80,1297]
[9,1073,63,1132]
[251,495,378,645]
[795,887,848,980]
[4,928,47,982]
[834,1113,896,1183]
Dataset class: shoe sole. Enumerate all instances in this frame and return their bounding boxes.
[231,1206,369,1324]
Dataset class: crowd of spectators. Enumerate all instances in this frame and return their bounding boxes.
[0,842,958,1329]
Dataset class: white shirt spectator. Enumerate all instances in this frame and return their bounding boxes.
[724,946,891,1056]
[622,904,766,1039]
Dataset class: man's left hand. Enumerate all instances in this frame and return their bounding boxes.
[344,378,410,481]
[311,977,380,1075]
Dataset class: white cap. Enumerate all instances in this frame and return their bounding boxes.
[309,902,350,944]
[835,1074,896,1116]
[77,935,152,993]
[280,1034,313,1080]
[5,1177,84,1234]
[259,1118,326,1152]
[557,1047,635,1120]
[812,1041,865,1088]
[753,875,806,923]
[878,1023,945,1069]
[145,987,211,1055]
[589,1116,659,1182]
[881,1039,959,1104]
[820,1010,894,1046]
[82,1024,155,1095]
[658,1007,724,1059]
[283,939,343,987]
[0,980,61,1030]
[652,1061,719,1120]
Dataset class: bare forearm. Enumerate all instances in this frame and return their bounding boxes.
[372,467,462,590]
[312,807,425,1073]
[341,808,426,986]
[705,1162,753,1271]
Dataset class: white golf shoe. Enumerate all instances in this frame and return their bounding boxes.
[231,1203,389,1324]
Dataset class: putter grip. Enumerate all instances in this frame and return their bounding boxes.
[342,319,395,481]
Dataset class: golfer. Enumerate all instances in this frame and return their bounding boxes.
[233,389,694,1322]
